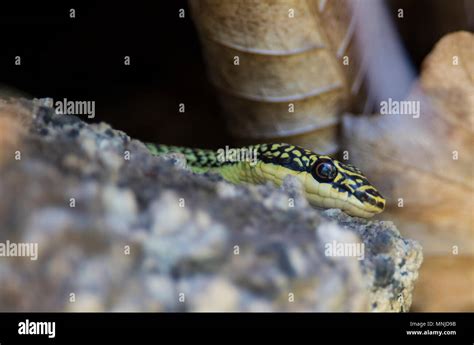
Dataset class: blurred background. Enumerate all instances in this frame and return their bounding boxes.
[0,0,471,148]
[0,0,473,311]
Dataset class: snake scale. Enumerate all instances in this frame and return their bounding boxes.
[146,143,385,218]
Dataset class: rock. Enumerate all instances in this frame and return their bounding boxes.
[0,98,422,311]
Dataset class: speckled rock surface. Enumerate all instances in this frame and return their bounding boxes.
[0,98,423,312]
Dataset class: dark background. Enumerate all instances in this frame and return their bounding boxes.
[0,0,472,148]
[0,0,229,147]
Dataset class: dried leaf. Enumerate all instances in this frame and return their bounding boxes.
[412,255,474,311]
[190,0,362,153]
[342,31,474,255]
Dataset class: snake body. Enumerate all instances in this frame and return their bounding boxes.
[146,143,385,218]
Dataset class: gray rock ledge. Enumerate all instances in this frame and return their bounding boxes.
[0,98,422,312]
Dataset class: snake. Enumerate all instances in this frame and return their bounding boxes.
[146,143,385,218]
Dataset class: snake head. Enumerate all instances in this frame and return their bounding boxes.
[304,156,386,218]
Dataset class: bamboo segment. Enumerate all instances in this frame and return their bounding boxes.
[236,124,339,155]
[189,0,351,154]
[190,0,326,54]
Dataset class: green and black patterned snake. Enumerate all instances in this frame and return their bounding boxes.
[146,143,386,218]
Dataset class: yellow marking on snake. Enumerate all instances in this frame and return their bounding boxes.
[293,157,303,168]
[292,150,302,157]
[146,143,386,218]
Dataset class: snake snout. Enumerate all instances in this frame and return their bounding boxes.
[355,189,386,213]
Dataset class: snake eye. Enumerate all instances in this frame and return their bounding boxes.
[313,160,337,181]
